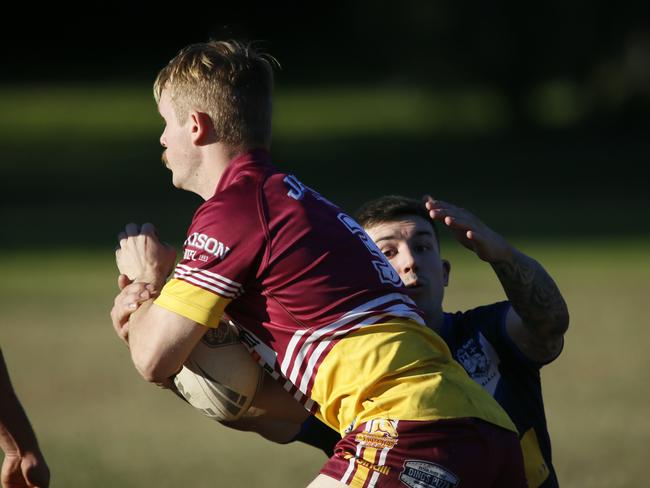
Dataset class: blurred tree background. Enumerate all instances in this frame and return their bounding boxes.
[1,0,648,247]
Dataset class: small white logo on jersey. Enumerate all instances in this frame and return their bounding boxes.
[456,333,500,395]
[400,460,459,488]
[184,233,231,260]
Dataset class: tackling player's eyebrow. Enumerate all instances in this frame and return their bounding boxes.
[374,230,434,244]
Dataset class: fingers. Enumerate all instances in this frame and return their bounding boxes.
[423,196,473,228]
[111,294,130,329]
[111,317,129,344]
[441,214,472,231]
[124,282,157,305]
[23,458,50,488]
[114,221,172,286]
[116,231,127,251]
[115,223,149,278]
[428,207,470,230]
[111,283,153,325]
[116,223,144,251]
[424,196,453,220]
[116,223,161,251]
[141,222,159,238]
[110,283,158,345]
[125,222,140,237]
[117,274,133,290]
[110,302,127,338]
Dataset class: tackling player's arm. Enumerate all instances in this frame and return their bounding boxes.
[425,196,569,363]
[491,246,569,363]
[224,374,309,443]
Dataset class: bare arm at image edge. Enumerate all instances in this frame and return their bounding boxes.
[0,350,50,488]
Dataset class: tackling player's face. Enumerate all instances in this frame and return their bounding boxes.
[365,216,450,313]
[157,89,198,191]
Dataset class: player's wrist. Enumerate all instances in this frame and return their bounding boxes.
[134,272,167,292]
[486,239,516,264]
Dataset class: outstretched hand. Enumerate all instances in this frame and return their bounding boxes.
[115,223,177,289]
[424,196,512,263]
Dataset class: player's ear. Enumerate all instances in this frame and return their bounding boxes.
[189,110,215,145]
[442,259,450,287]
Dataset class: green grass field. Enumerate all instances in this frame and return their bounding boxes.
[1,83,648,486]
[1,241,648,487]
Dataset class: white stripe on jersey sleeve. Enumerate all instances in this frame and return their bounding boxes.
[181,264,243,287]
[174,264,243,297]
[174,274,238,298]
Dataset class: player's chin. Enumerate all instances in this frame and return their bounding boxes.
[405,284,424,297]
[407,283,432,301]
[170,174,184,189]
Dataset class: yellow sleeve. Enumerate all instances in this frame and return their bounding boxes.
[154,278,231,328]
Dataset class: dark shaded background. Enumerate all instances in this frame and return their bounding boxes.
[1,1,649,247]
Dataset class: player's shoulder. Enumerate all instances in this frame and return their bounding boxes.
[196,175,265,220]
[448,301,510,329]
[443,301,510,344]
[183,191,264,254]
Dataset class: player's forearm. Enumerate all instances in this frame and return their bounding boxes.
[0,356,41,455]
[491,247,569,339]
[223,417,303,444]
[127,300,180,386]
[0,399,41,456]
[126,300,206,387]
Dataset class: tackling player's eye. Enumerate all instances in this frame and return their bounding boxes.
[382,248,397,259]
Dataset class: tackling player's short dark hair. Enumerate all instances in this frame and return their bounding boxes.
[355,195,440,246]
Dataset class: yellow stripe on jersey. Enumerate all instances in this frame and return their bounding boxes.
[521,428,550,488]
[311,319,516,436]
[154,278,230,328]
[350,445,376,487]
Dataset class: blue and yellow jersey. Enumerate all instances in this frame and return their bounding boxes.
[441,302,559,488]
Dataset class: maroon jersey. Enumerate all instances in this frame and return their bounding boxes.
[156,149,423,409]
[155,149,517,437]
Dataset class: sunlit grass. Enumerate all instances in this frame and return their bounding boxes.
[1,241,648,487]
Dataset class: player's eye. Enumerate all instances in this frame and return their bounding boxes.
[382,249,396,259]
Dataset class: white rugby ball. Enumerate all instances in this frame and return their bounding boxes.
[173,320,263,422]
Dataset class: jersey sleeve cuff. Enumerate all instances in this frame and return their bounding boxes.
[154,278,230,328]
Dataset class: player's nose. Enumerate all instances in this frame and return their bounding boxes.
[399,246,418,274]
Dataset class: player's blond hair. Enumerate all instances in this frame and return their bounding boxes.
[154,40,277,149]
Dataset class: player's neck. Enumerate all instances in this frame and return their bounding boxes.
[195,143,239,200]
[422,304,445,333]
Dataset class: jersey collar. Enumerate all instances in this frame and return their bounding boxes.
[215,148,272,194]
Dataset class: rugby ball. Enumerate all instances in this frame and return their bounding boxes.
[173,320,263,422]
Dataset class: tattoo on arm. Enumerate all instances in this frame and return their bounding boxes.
[492,250,569,339]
